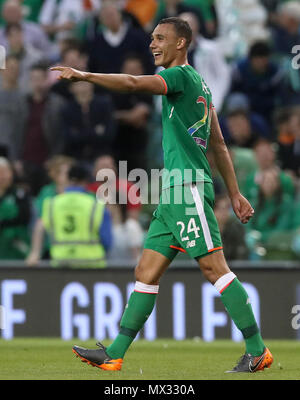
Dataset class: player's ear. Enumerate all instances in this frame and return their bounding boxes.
[177,37,187,50]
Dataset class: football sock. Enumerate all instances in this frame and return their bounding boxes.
[106,281,158,359]
[215,272,265,356]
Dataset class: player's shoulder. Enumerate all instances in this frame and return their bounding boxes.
[158,64,195,75]
[160,64,202,84]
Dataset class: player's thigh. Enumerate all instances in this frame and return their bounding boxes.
[139,214,179,285]
[162,182,223,259]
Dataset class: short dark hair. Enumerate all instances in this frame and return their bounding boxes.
[30,62,49,73]
[158,17,192,48]
[249,41,271,58]
[252,137,273,149]
[68,164,90,183]
[227,109,249,119]
[274,107,294,126]
[61,39,84,59]
[122,52,145,69]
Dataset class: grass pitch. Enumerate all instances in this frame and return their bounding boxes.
[0,338,299,380]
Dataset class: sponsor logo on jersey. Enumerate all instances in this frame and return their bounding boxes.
[186,240,196,248]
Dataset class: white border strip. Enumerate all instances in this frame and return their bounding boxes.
[135,281,159,294]
[189,183,214,251]
[214,272,236,293]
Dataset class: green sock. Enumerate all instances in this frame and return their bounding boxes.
[106,290,157,359]
[220,278,265,356]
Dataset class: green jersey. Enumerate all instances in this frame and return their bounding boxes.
[157,64,214,189]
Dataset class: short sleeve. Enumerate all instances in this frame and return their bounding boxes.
[156,66,185,95]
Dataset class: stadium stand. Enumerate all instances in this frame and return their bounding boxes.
[0,0,299,265]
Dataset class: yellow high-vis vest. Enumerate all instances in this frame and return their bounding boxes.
[42,191,106,267]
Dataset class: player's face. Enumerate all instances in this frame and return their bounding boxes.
[150,24,180,68]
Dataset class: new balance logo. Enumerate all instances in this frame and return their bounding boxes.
[186,240,195,248]
[246,298,251,305]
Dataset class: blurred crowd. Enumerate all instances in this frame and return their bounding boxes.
[0,0,300,265]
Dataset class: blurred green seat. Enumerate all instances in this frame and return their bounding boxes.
[263,231,296,260]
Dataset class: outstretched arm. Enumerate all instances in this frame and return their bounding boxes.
[210,109,254,224]
[50,66,166,95]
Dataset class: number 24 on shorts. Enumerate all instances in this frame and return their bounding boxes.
[177,218,200,248]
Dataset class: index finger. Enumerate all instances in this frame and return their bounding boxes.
[50,66,65,72]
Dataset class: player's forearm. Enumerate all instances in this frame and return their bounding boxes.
[51,67,166,95]
[213,143,240,199]
[84,72,137,93]
[210,110,240,198]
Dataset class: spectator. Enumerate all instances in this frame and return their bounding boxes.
[19,63,66,196]
[214,194,249,260]
[231,41,284,122]
[244,138,295,203]
[276,107,300,177]
[87,154,144,263]
[27,163,112,267]
[0,0,44,25]
[0,157,31,259]
[0,0,51,56]
[154,0,208,37]
[0,55,27,162]
[5,23,44,92]
[220,93,271,143]
[244,167,294,244]
[183,0,217,38]
[86,1,154,76]
[39,0,100,42]
[291,198,300,258]
[49,41,88,100]
[112,54,152,172]
[179,11,230,112]
[243,138,295,258]
[35,155,75,217]
[271,1,300,58]
[224,110,264,148]
[60,80,116,162]
[87,154,142,222]
[26,155,74,265]
[108,201,144,263]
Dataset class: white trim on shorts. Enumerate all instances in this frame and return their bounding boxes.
[189,183,214,251]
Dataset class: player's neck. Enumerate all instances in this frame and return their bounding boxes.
[164,56,189,69]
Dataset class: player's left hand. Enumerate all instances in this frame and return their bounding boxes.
[50,66,87,82]
[230,193,254,224]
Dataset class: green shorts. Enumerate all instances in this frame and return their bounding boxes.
[144,182,223,260]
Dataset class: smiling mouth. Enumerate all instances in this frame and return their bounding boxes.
[153,52,162,59]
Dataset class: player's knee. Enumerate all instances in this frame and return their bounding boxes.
[201,265,217,283]
[134,262,147,283]
[197,258,217,283]
[135,262,157,285]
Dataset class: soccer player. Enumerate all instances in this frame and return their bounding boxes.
[51,17,273,373]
